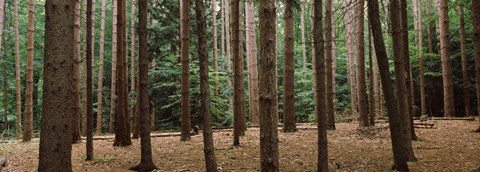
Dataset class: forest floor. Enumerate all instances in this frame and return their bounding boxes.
[1,119,479,172]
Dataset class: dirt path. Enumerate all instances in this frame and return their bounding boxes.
[1,119,479,171]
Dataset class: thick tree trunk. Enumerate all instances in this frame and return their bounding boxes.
[38,0,75,170]
[232,0,246,146]
[213,0,219,97]
[313,0,328,170]
[180,0,191,141]
[325,0,335,130]
[356,0,368,128]
[245,0,259,125]
[72,0,82,144]
[283,0,296,132]
[109,0,118,134]
[437,0,455,117]
[195,0,219,170]
[96,0,106,135]
[458,4,470,116]
[14,0,21,139]
[472,0,480,131]
[23,0,36,142]
[113,0,132,147]
[368,0,409,170]
[85,0,94,160]
[129,0,157,170]
[258,0,279,170]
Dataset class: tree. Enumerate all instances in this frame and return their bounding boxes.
[96,0,107,135]
[246,0,259,126]
[343,0,357,117]
[130,0,139,139]
[283,0,296,132]
[300,0,306,70]
[195,0,218,170]
[232,0,246,146]
[129,0,157,170]
[367,0,409,170]
[213,0,219,96]
[82,0,88,137]
[14,0,21,139]
[86,0,94,160]
[23,0,35,142]
[313,0,328,170]
[458,3,470,116]
[113,0,132,147]
[437,0,455,117]
[259,0,279,170]
[109,0,118,134]
[356,0,368,128]
[2,36,6,131]
[368,25,375,126]
[415,0,426,116]
[472,0,480,132]
[325,0,335,130]
[180,0,191,141]
[38,0,75,170]
[72,0,82,144]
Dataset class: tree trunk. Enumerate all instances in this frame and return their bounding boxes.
[72,0,82,144]
[458,4,470,116]
[258,0,279,170]
[225,0,231,72]
[195,0,219,170]
[245,0,259,125]
[301,0,306,70]
[109,0,118,134]
[313,0,328,170]
[14,0,21,139]
[426,0,433,62]
[343,0,357,117]
[38,0,75,170]
[130,0,138,139]
[82,0,88,137]
[113,0,132,147]
[417,0,426,116]
[472,0,480,131]
[129,0,157,170]
[437,0,455,117]
[85,0,94,160]
[311,0,318,123]
[283,0,296,132]
[221,0,225,71]
[232,0,246,146]
[2,34,7,131]
[23,0,35,142]
[96,0,106,135]
[180,0,191,141]
[331,0,337,116]
[367,0,409,170]
[368,23,375,126]
[213,0,219,97]
[325,0,335,130]
[356,0,368,128]
[391,0,416,162]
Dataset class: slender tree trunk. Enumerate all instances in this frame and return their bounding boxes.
[221,0,225,71]
[82,0,88,137]
[300,0,306,70]
[325,0,335,130]
[259,0,279,169]
[113,0,132,147]
[311,0,318,123]
[129,0,157,169]
[85,0,94,160]
[72,0,82,144]
[356,0,369,127]
[313,0,328,170]
[225,0,231,72]
[96,0,106,135]
[2,29,7,131]
[180,0,191,141]
[437,0,455,117]
[472,0,480,131]
[458,4,470,116]
[283,0,296,132]
[23,0,35,142]
[245,0,259,125]
[213,0,219,97]
[332,1,337,113]
[368,24,375,126]
[109,0,118,134]
[344,0,357,117]
[131,0,139,139]
[195,0,219,170]
[232,0,246,146]
[417,0,426,116]
[14,0,21,139]
[426,0,433,62]
[38,1,75,170]
[367,0,409,170]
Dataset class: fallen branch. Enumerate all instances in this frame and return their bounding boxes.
[429,117,475,121]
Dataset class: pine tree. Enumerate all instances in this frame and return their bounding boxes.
[283,0,296,132]
[14,0,21,139]
[437,0,455,117]
[23,0,36,142]
[180,0,191,141]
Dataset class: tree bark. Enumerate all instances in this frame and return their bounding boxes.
[343,0,357,117]
[472,0,480,131]
[325,0,335,130]
[180,0,191,141]
[258,0,279,170]
[86,0,94,160]
[356,0,368,128]
[283,0,296,132]
[109,0,118,134]
[232,0,246,146]
[213,0,219,97]
[458,4,470,116]
[300,0,306,70]
[14,0,21,139]
[367,0,409,170]
[2,35,6,131]
[96,0,106,135]
[368,23,375,126]
[129,0,157,170]
[131,0,139,139]
[417,0,426,116]
[82,0,88,137]
[23,0,36,142]
[246,0,259,126]
[72,0,82,144]
[437,0,455,117]
[195,0,219,170]
[113,0,132,147]
[38,0,75,170]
